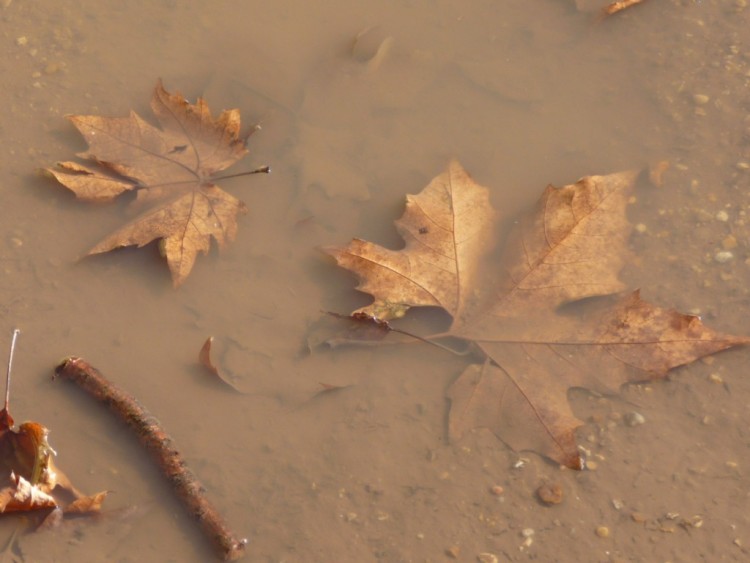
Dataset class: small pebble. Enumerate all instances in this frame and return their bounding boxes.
[715,210,729,222]
[536,482,564,505]
[489,485,504,496]
[521,528,535,539]
[612,498,624,510]
[634,223,648,233]
[722,235,738,250]
[715,250,734,263]
[624,411,646,427]
[595,526,610,538]
[708,373,724,384]
[631,512,648,523]
[737,161,750,171]
[692,94,710,105]
[477,553,498,563]
[445,546,460,559]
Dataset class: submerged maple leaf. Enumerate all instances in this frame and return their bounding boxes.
[325,161,750,469]
[46,79,269,287]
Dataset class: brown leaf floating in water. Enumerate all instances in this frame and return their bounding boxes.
[324,161,750,469]
[45,79,269,287]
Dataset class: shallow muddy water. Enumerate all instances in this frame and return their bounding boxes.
[0,0,749,561]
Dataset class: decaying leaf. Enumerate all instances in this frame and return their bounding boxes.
[45,80,269,287]
[0,406,106,516]
[0,330,106,518]
[325,162,750,468]
[0,473,57,513]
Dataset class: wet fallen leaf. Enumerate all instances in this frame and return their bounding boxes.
[325,161,750,468]
[0,473,57,513]
[0,407,105,515]
[0,330,106,516]
[197,337,246,394]
[45,79,269,287]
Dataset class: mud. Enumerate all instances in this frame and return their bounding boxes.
[0,0,748,561]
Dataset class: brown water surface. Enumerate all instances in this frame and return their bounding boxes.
[1,0,749,561]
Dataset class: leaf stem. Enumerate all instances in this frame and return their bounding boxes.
[4,328,20,413]
[212,165,271,181]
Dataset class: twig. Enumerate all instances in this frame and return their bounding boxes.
[53,357,246,561]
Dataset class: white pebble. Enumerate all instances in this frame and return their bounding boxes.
[624,411,646,427]
[714,251,734,263]
[693,94,710,105]
[715,210,729,222]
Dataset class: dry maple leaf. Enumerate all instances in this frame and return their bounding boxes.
[46,79,269,287]
[325,162,750,469]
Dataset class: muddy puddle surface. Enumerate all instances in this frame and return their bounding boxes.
[0,0,749,561]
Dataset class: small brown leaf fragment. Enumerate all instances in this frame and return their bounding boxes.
[64,490,110,515]
[601,0,647,17]
[0,473,57,513]
[197,337,245,394]
[45,79,269,287]
[648,160,669,187]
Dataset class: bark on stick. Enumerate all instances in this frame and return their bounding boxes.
[54,356,246,561]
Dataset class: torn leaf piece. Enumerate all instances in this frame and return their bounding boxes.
[197,337,246,394]
[0,473,57,513]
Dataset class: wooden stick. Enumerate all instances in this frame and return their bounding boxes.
[53,356,246,561]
